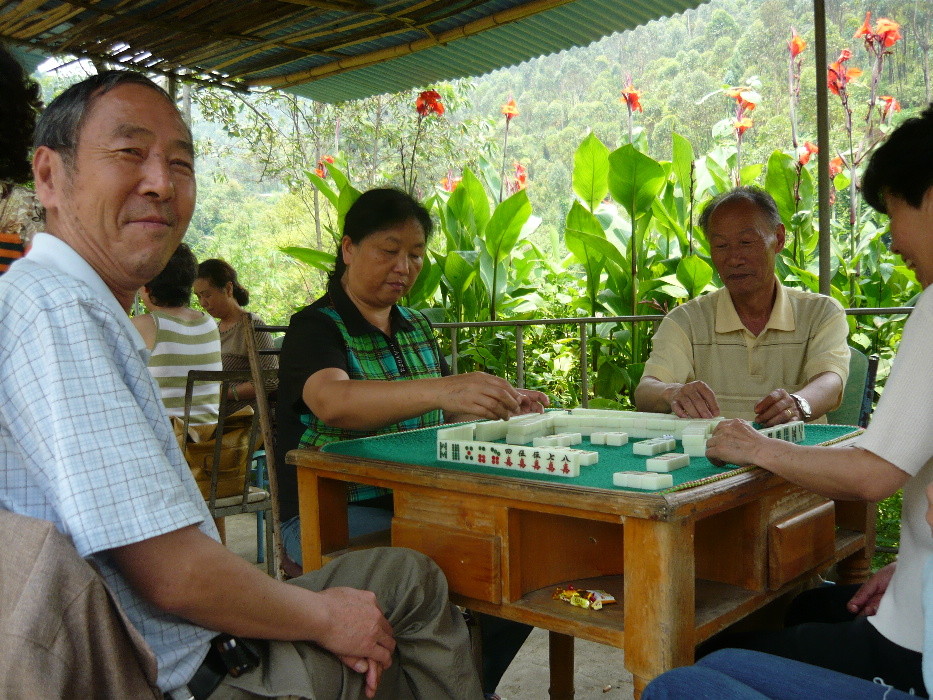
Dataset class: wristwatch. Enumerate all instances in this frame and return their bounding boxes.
[789,393,812,421]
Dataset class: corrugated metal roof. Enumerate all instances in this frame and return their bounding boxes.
[1,0,709,103]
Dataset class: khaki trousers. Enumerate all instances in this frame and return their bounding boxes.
[211,547,482,700]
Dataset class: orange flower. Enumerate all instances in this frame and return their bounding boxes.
[855,12,902,50]
[788,29,807,58]
[416,89,444,116]
[514,162,527,190]
[501,98,519,121]
[827,51,862,95]
[620,79,643,112]
[875,18,902,48]
[440,174,462,192]
[829,156,845,179]
[797,141,819,166]
[314,155,335,178]
[854,12,873,40]
[734,117,753,136]
[726,87,759,113]
[506,163,528,195]
[879,95,902,118]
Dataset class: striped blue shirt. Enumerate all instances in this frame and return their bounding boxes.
[0,234,215,692]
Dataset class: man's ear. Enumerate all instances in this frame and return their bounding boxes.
[773,223,787,253]
[32,146,64,214]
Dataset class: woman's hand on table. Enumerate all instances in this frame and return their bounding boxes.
[440,372,541,421]
[704,418,770,467]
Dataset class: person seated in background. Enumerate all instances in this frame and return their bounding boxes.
[0,69,482,700]
[133,242,222,424]
[276,187,549,698]
[194,258,278,417]
[692,104,933,697]
[635,186,849,426]
[0,44,43,275]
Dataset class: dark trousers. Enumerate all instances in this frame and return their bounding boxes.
[477,613,533,694]
[701,584,926,697]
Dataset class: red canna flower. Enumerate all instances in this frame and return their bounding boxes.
[501,98,519,122]
[854,12,872,40]
[506,162,528,195]
[440,172,461,192]
[416,89,444,116]
[726,87,760,113]
[855,12,902,51]
[828,156,845,179]
[788,29,807,58]
[314,155,335,178]
[827,51,862,96]
[875,18,902,48]
[734,117,754,137]
[879,95,902,119]
[620,79,643,112]
[797,141,819,166]
[514,162,527,189]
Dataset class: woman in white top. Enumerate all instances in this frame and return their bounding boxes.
[133,243,222,424]
[700,104,933,696]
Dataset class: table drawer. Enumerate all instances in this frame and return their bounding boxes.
[393,517,501,603]
[768,501,835,589]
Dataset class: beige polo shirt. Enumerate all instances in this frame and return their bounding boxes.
[642,282,850,420]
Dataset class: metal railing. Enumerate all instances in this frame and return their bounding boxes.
[433,307,914,406]
[260,306,913,406]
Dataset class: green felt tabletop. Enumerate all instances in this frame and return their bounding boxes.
[320,419,863,493]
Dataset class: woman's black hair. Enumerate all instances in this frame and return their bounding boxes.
[330,188,433,282]
[863,103,933,214]
[145,242,198,307]
[197,258,249,306]
[0,45,43,193]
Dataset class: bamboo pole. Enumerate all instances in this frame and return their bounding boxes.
[814,0,832,294]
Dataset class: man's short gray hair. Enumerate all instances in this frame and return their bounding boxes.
[33,70,188,170]
[698,186,782,235]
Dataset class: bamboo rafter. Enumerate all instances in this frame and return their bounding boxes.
[221,0,477,79]
[0,0,612,95]
[254,0,577,88]
[184,0,457,73]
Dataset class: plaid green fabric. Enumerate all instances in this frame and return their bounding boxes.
[298,305,445,501]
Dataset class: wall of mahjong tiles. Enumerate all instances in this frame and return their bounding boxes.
[320,422,861,493]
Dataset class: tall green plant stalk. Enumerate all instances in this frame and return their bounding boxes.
[499,98,519,203]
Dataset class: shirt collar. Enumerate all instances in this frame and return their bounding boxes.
[715,276,795,334]
[26,233,148,355]
[326,276,413,337]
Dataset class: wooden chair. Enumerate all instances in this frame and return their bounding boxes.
[244,325,287,579]
[181,369,277,576]
[826,346,879,427]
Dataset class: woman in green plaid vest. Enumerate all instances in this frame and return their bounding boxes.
[276,188,549,698]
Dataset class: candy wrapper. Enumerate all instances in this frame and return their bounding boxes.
[553,586,616,611]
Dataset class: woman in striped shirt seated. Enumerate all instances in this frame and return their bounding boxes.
[133,242,223,424]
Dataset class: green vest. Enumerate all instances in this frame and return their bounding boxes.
[298,305,445,448]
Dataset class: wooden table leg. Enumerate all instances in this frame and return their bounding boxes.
[548,631,574,699]
[623,517,695,695]
[296,470,348,572]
